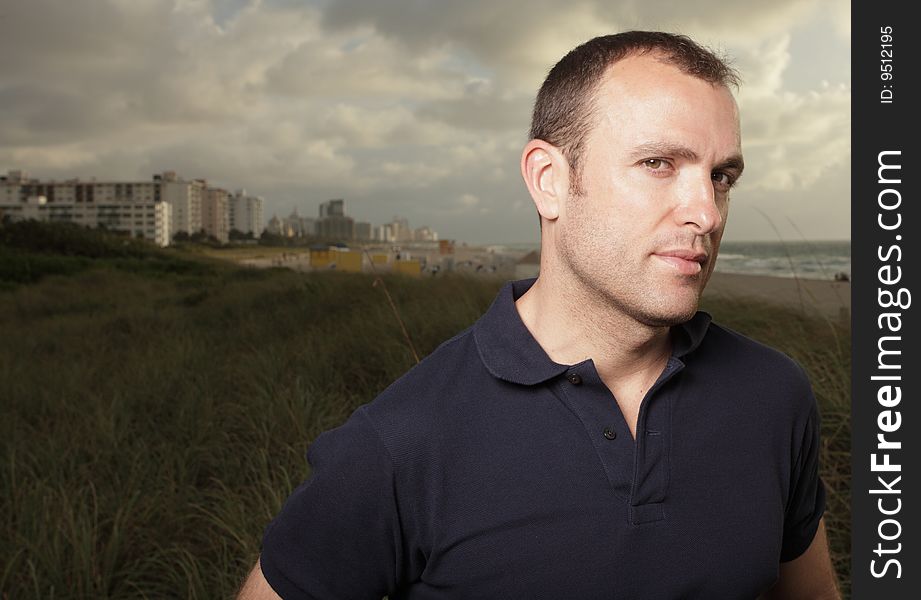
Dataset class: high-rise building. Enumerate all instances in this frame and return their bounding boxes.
[156,171,205,236]
[316,214,354,240]
[391,217,411,242]
[373,223,394,242]
[413,226,438,242]
[0,170,172,246]
[228,189,265,237]
[371,218,438,244]
[202,188,230,243]
[318,198,344,218]
[354,221,372,241]
[266,214,283,236]
[282,207,315,237]
[316,199,353,241]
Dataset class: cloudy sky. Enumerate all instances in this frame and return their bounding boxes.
[1,0,849,244]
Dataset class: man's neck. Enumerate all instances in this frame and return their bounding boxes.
[514,273,673,385]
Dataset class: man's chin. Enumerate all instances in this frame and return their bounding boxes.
[639,311,698,328]
[633,297,701,328]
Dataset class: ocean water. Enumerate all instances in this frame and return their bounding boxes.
[714,241,851,281]
[498,240,852,281]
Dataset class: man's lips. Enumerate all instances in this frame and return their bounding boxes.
[653,249,708,275]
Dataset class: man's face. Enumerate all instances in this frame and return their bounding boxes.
[555,53,743,327]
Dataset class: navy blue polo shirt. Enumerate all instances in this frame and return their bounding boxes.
[261,277,826,599]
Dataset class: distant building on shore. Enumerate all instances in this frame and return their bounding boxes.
[0,169,173,246]
[265,214,284,236]
[201,187,230,243]
[372,217,438,243]
[0,170,270,247]
[228,189,265,238]
[282,208,315,237]
[316,199,354,240]
[155,171,205,237]
[414,225,438,242]
[354,221,372,242]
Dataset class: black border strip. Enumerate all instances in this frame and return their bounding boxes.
[851,1,918,596]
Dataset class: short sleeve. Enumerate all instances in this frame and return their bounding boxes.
[260,407,401,599]
[780,398,827,562]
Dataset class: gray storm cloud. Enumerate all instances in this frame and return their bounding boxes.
[0,0,849,243]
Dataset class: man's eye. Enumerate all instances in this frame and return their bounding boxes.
[712,172,733,187]
[643,159,668,170]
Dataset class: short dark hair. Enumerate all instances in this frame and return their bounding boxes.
[529,31,740,196]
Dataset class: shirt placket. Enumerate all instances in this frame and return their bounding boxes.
[629,357,684,524]
[553,357,685,524]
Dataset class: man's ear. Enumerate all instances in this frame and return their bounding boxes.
[520,139,570,225]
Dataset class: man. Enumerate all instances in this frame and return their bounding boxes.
[240,31,840,599]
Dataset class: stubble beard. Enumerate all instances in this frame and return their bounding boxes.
[556,210,707,329]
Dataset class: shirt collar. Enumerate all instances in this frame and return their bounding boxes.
[473,277,712,386]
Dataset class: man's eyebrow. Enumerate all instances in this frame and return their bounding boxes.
[631,141,745,174]
[630,142,699,162]
[716,155,745,176]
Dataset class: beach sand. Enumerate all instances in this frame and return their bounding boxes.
[233,252,851,321]
[704,272,850,321]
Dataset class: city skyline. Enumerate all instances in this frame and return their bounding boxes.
[0,0,850,244]
[1,167,442,246]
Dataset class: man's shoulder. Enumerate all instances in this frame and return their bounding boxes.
[703,320,808,374]
[358,323,487,444]
[378,323,482,401]
[698,320,815,407]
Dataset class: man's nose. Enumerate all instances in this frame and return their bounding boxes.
[673,173,723,234]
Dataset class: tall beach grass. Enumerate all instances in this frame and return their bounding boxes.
[1,224,850,598]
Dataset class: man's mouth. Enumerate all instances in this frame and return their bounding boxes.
[653,250,708,276]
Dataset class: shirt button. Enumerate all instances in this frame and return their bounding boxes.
[567,372,582,385]
[603,427,617,440]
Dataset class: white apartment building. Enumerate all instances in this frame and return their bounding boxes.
[156,171,205,236]
[372,218,438,243]
[0,170,171,246]
[374,223,396,242]
[202,187,229,243]
[228,189,265,237]
[413,226,438,242]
